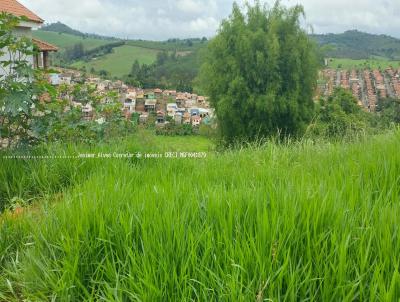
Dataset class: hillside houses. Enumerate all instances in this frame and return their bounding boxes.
[321,67,400,112]
[46,68,213,126]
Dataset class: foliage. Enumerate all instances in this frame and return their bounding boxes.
[199,2,319,144]
[33,84,136,144]
[308,88,374,138]
[376,97,400,125]
[0,13,55,147]
[125,49,203,91]
[65,42,84,60]
[1,130,400,300]
[312,30,400,60]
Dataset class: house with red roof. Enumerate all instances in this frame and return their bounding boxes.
[0,0,58,76]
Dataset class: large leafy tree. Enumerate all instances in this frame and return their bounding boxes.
[199,1,318,144]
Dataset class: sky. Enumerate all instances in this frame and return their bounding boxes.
[20,0,400,40]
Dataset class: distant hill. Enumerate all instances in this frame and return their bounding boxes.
[37,22,400,84]
[33,31,114,51]
[35,22,207,86]
[41,22,86,37]
[311,30,400,60]
[41,22,117,41]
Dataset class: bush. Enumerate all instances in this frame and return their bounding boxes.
[199,2,318,144]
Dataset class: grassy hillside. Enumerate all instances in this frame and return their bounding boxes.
[313,30,400,60]
[32,30,114,51]
[1,130,400,300]
[126,39,207,52]
[328,57,400,69]
[72,45,160,76]
[33,28,205,78]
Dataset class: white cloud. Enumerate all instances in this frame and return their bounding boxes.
[18,0,400,40]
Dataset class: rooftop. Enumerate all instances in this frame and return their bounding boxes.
[0,0,43,23]
[32,38,58,52]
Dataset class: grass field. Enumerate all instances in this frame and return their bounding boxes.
[1,130,400,300]
[328,57,400,69]
[126,40,206,51]
[32,31,115,51]
[72,45,159,77]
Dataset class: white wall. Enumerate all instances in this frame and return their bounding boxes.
[0,26,35,78]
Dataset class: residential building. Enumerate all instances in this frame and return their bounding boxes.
[144,99,157,112]
[191,115,202,127]
[0,0,58,76]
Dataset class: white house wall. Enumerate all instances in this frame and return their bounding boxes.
[0,26,35,78]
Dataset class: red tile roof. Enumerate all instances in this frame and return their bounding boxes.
[0,0,43,23]
[32,38,58,52]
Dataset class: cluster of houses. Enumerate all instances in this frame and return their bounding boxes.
[386,68,400,98]
[122,88,213,127]
[51,71,213,127]
[320,67,400,112]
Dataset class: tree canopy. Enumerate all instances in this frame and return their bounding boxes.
[199,1,319,144]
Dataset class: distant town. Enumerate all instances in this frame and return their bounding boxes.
[320,66,400,111]
[50,69,213,127]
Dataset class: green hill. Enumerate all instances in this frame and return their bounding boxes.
[312,30,400,60]
[33,23,207,80]
[32,30,114,51]
[72,45,160,76]
[35,23,400,81]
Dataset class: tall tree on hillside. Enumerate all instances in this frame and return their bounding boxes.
[199,1,318,144]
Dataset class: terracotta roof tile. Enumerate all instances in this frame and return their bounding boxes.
[32,38,58,52]
[0,0,43,23]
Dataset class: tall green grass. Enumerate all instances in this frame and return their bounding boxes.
[1,131,400,301]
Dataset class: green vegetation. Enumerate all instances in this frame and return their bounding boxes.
[309,88,378,138]
[328,57,400,69]
[124,49,204,90]
[32,30,114,50]
[199,2,318,144]
[2,9,400,301]
[72,45,160,77]
[0,14,55,147]
[1,129,400,300]
[312,30,400,60]
[377,98,400,125]
[126,38,207,52]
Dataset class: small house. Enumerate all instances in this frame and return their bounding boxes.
[174,112,182,124]
[183,112,191,124]
[176,94,186,107]
[167,103,178,117]
[154,88,163,98]
[156,111,166,124]
[199,108,209,118]
[0,0,58,76]
[82,103,94,120]
[124,98,136,113]
[191,115,202,127]
[145,99,157,112]
[144,91,155,99]
[139,113,149,124]
[197,96,206,104]
[190,108,200,116]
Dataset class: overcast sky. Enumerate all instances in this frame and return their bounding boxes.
[20,0,400,40]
